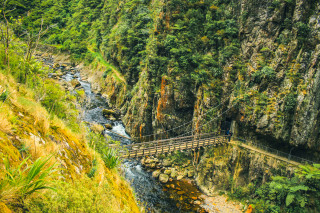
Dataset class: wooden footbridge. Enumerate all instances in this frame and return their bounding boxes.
[114,133,229,158]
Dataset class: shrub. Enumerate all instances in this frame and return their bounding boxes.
[0,156,57,204]
[253,66,276,83]
[284,93,297,113]
[296,22,310,43]
[0,88,8,102]
[87,131,121,169]
[101,148,121,169]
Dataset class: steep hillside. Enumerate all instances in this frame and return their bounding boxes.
[0,42,139,212]
[14,0,320,157]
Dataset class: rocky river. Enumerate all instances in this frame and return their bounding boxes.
[40,54,242,213]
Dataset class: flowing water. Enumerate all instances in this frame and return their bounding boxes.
[52,67,181,212]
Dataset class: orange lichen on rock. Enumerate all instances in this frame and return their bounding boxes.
[156,76,168,122]
[246,205,253,213]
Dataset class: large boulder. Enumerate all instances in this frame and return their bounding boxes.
[102,109,116,118]
[159,174,169,183]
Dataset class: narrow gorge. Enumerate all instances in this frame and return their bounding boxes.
[0,0,320,212]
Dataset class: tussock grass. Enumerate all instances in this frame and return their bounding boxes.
[0,112,12,134]
[0,46,140,212]
[0,156,57,205]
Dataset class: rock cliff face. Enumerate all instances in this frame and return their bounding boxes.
[195,144,296,196]
[228,0,320,150]
[120,1,318,155]
[76,0,319,157]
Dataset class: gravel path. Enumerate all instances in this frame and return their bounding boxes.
[200,194,243,213]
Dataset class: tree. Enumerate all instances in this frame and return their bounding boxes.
[0,0,16,67]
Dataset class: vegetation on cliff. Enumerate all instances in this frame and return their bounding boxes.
[6,0,319,156]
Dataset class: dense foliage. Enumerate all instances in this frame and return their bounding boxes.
[228,164,320,212]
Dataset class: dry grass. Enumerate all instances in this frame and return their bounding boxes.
[0,114,12,134]
[0,71,140,212]
[14,96,50,136]
[90,123,105,134]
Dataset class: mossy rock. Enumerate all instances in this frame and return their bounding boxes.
[71,79,81,88]
[152,170,161,178]
[159,174,169,183]
[105,124,112,130]
[102,109,116,118]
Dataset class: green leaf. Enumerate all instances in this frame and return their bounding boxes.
[286,193,295,206]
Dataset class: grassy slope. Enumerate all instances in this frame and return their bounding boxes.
[0,64,139,212]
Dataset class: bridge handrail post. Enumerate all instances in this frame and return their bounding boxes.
[155,142,157,156]
[192,135,194,150]
[197,135,200,148]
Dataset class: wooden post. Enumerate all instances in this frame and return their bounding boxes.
[155,143,157,156]
[192,136,194,150]
[197,137,200,148]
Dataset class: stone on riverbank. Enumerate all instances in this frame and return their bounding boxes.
[164,169,172,175]
[159,174,169,183]
[102,109,116,117]
[162,159,172,167]
[152,170,161,179]
[105,124,112,130]
[177,175,184,180]
[71,79,81,88]
[188,170,195,178]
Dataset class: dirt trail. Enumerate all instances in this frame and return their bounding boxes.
[200,194,243,213]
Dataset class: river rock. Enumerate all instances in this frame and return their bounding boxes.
[177,175,184,180]
[162,159,172,167]
[145,158,152,164]
[150,163,156,168]
[71,79,81,88]
[109,116,116,121]
[105,124,112,130]
[187,170,195,178]
[53,63,60,69]
[164,169,172,175]
[102,109,116,118]
[140,158,145,165]
[159,174,169,183]
[153,158,159,163]
[170,169,177,178]
[194,200,201,205]
[152,170,161,179]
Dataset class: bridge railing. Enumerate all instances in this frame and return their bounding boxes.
[119,133,229,157]
[235,137,318,165]
[133,130,227,143]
